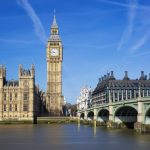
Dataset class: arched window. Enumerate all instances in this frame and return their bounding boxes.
[3,104,6,111]
[23,92,29,101]
[4,93,6,101]
[10,93,12,101]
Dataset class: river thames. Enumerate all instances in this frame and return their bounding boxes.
[0,124,150,150]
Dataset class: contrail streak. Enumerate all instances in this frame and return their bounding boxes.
[17,0,47,43]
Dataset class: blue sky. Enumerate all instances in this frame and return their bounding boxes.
[0,0,150,104]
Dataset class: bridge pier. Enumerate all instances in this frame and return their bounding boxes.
[93,108,97,127]
[94,108,97,121]
[134,122,146,133]
[137,97,144,123]
[109,104,114,122]
[134,97,145,133]
[84,111,87,120]
[107,104,115,128]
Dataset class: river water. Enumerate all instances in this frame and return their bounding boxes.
[0,124,150,150]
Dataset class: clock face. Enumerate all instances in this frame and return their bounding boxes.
[50,48,59,56]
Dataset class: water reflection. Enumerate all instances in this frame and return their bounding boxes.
[0,124,150,150]
[93,124,96,137]
[93,120,97,137]
[77,118,80,132]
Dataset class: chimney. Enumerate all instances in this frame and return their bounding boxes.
[111,71,114,77]
[140,71,144,80]
[123,71,130,80]
[141,71,144,77]
[125,71,128,77]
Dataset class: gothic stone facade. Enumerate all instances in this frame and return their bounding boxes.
[46,15,64,116]
[0,65,40,122]
[77,86,92,111]
[0,15,64,119]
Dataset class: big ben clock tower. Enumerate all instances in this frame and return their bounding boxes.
[46,14,63,116]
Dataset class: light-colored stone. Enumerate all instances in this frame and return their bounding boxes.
[46,15,64,116]
[77,86,92,111]
[0,65,40,122]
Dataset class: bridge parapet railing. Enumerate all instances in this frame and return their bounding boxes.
[92,98,140,107]
[78,96,150,113]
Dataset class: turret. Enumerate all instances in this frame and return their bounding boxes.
[31,64,35,77]
[0,65,6,78]
[18,64,22,78]
[0,65,6,87]
[18,65,34,78]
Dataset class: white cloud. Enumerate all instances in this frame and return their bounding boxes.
[97,0,135,8]
[130,31,150,53]
[128,9,150,54]
[132,50,150,58]
[117,0,138,51]
[17,0,47,43]
[97,0,150,10]
[97,0,150,54]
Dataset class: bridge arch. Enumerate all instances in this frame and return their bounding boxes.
[87,111,94,120]
[114,104,137,114]
[97,109,109,122]
[80,113,85,120]
[114,105,138,129]
[144,106,150,124]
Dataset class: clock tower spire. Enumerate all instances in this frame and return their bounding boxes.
[49,12,60,41]
[46,12,63,116]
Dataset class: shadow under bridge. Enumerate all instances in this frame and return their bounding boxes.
[114,106,138,129]
[97,109,109,122]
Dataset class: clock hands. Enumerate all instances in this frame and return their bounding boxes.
[51,48,59,56]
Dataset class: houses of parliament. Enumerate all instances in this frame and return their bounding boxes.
[0,15,64,122]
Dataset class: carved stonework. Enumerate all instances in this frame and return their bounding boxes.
[23,80,29,88]
[46,15,63,116]
[0,65,37,122]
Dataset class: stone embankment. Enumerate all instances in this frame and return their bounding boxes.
[37,117,78,124]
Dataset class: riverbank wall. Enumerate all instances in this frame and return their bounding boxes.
[0,120,34,124]
[37,117,78,124]
[0,117,150,133]
[0,117,78,125]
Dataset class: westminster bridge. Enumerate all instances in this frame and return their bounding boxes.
[78,96,150,132]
